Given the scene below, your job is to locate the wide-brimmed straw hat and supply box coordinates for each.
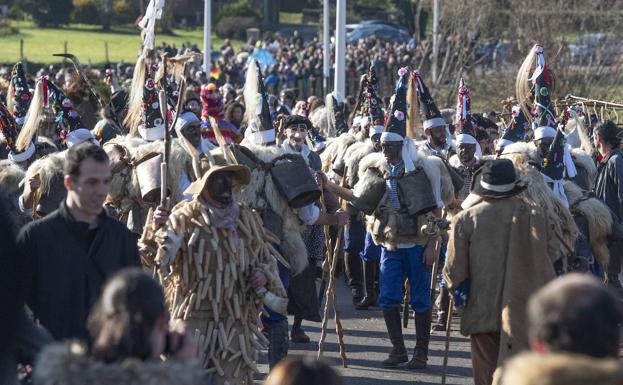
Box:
[183,154,251,197]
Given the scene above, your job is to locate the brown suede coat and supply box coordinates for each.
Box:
[501,352,623,385]
[444,196,557,365]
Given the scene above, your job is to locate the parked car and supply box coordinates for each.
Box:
[346,23,410,44]
[360,20,407,32]
[568,33,623,65]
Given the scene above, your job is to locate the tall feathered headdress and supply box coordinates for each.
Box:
[516,44,556,129]
[7,61,32,126]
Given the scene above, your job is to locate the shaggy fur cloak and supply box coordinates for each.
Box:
[34,342,207,385]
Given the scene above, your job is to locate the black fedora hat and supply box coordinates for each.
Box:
[470,159,526,199]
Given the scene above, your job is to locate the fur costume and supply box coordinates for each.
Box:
[564,180,612,270]
[140,199,287,385]
[236,144,309,275]
[0,159,25,198]
[103,135,191,233]
[33,136,59,161]
[34,342,207,385]
[500,352,623,385]
[319,131,366,175]
[353,149,454,250]
[308,105,327,136]
[570,148,597,189]
[501,142,578,262]
[23,151,67,217]
[343,139,375,187]
[0,159,28,229]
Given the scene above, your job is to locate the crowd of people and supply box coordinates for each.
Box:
[0,15,622,385]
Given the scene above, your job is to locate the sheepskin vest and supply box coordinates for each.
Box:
[353,155,438,250]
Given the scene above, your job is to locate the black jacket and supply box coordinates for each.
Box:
[17,201,140,341]
[593,148,623,222]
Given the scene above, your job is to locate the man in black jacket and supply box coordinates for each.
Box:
[17,143,140,341]
[592,120,623,292]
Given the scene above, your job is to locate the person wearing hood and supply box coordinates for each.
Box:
[175,110,215,155]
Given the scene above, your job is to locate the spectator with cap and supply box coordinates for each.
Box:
[591,120,623,294]
[500,273,623,385]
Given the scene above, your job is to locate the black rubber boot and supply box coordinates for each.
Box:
[266,319,289,369]
[381,307,408,367]
[432,286,450,331]
[356,260,378,310]
[344,252,364,304]
[406,309,432,370]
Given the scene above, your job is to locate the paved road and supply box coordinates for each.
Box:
[256,279,473,385]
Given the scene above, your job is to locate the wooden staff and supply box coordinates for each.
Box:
[402,279,410,328]
[158,55,170,208]
[430,258,439,305]
[317,173,348,367]
[440,296,454,385]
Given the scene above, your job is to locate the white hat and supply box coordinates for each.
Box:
[175,111,200,132]
[68,128,100,148]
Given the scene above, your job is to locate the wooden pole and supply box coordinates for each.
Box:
[317,176,348,368]
[159,55,170,208]
[440,297,454,385]
[19,39,24,61]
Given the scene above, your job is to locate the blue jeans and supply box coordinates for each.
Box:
[379,245,432,313]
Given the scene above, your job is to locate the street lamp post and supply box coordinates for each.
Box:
[323,0,330,94]
[203,0,211,75]
[334,0,346,97]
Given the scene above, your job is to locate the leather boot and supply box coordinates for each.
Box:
[381,307,408,367]
[344,252,364,304]
[291,316,310,343]
[406,309,432,370]
[356,260,378,310]
[432,286,450,331]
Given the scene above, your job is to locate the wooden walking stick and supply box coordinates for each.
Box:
[158,55,170,210]
[430,257,439,304]
[440,296,454,385]
[402,279,410,328]
[317,173,348,367]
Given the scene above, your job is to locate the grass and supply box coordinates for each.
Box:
[279,12,303,25]
[1,20,243,66]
